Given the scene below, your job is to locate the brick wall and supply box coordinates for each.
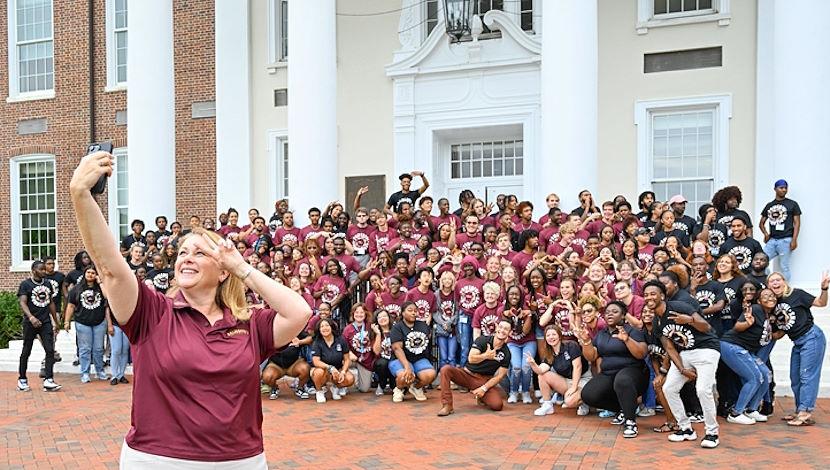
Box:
[173,0,217,223]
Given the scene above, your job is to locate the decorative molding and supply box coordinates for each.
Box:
[482,10,540,55]
[636,0,731,34]
[397,0,421,52]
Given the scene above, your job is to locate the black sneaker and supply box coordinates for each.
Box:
[610,412,625,425]
[760,401,774,416]
[119,377,130,384]
[622,420,638,438]
[668,427,697,442]
[700,434,719,448]
[110,378,118,386]
[72,359,80,366]
[688,413,704,423]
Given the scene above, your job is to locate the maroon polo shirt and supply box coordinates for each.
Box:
[120,279,277,461]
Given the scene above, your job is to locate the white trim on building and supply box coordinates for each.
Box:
[107,147,129,243]
[266,0,288,72]
[636,0,730,34]
[105,0,128,91]
[265,128,289,204]
[6,0,55,102]
[9,154,57,272]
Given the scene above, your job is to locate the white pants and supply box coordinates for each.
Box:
[662,348,721,436]
[120,441,267,469]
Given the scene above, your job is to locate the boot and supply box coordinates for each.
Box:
[437,404,454,417]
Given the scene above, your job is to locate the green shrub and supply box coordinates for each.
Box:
[0,292,22,349]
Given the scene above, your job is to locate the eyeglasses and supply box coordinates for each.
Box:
[614,285,627,292]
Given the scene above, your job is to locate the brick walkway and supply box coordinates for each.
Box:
[1,372,828,469]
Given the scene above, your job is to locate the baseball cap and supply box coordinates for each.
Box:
[774,179,788,188]
[635,227,650,236]
[668,195,687,205]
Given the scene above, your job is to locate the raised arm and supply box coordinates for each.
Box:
[69,152,137,325]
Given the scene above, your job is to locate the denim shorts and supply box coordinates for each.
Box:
[389,358,433,377]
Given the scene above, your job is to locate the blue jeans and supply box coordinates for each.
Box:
[457,315,473,368]
[437,335,458,368]
[76,322,106,376]
[507,342,536,394]
[388,357,433,377]
[791,325,826,412]
[764,237,792,281]
[110,325,130,379]
[719,341,770,414]
[643,359,657,408]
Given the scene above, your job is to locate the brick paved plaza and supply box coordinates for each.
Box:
[1,372,828,469]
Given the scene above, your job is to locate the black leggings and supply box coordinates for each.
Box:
[581,366,649,421]
[374,357,394,389]
[19,321,54,380]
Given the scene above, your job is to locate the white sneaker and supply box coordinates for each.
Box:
[534,401,555,416]
[392,387,405,403]
[637,407,656,417]
[727,412,756,425]
[315,391,326,403]
[42,378,62,392]
[507,392,519,404]
[81,374,91,384]
[409,385,427,401]
[522,391,533,404]
[577,404,590,416]
[338,386,348,396]
[745,410,768,422]
[534,389,542,398]
[331,387,342,400]
[375,385,384,396]
[17,379,30,392]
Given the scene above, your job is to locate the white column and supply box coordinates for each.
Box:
[126,0,175,224]
[215,0,252,213]
[770,0,830,288]
[540,0,598,210]
[288,0,338,226]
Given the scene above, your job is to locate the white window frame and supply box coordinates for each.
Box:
[266,0,288,72]
[9,154,57,271]
[6,0,56,102]
[107,147,129,243]
[266,129,289,203]
[634,94,732,207]
[636,0,730,34]
[105,0,128,90]
[423,0,536,42]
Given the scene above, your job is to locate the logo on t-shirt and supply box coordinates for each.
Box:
[31,284,51,308]
[648,343,666,357]
[673,222,689,233]
[385,303,402,319]
[554,307,573,336]
[350,329,370,354]
[351,232,369,252]
[638,252,654,268]
[760,319,772,346]
[80,289,102,310]
[494,350,506,362]
[459,285,481,310]
[281,233,299,246]
[662,323,696,349]
[322,283,341,303]
[728,246,753,271]
[404,330,429,355]
[708,229,726,252]
[152,272,170,291]
[773,302,796,331]
[766,204,788,226]
[479,313,500,337]
[380,336,392,359]
[47,279,60,298]
[695,290,716,311]
[440,300,454,320]
[414,299,432,321]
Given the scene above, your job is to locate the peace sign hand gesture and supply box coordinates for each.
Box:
[820,271,830,291]
[195,233,247,277]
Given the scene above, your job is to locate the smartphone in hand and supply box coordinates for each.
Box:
[87,141,114,194]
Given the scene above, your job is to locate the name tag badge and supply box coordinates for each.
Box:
[775,224,785,231]
[459,316,469,324]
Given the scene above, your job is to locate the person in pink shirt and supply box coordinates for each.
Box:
[539,207,564,251]
[472,282,503,340]
[312,259,348,324]
[511,229,540,280]
[513,201,543,235]
[538,193,562,227]
[576,294,607,340]
[379,276,408,322]
[72,147,311,468]
[274,211,301,248]
[342,304,376,393]
[387,220,419,255]
[217,208,242,239]
[300,207,323,243]
[369,212,397,258]
[432,220,457,256]
[456,215,484,254]
[405,268,437,323]
[492,232,516,262]
[431,198,462,232]
[613,280,645,328]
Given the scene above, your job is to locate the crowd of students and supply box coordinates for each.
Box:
[15,173,828,450]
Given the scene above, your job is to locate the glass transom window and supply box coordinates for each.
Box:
[451,140,524,179]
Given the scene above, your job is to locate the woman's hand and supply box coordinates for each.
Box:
[69,151,113,195]
[197,234,248,277]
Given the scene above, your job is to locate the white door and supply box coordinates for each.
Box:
[441,139,525,207]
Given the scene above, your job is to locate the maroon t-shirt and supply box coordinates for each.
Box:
[431,213,462,230]
[120,279,277,461]
[217,225,241,238]
[273,226,301,247]
[539,226,561,251]
[313,274,347,305]
[300,224,322,243]
[511,250,537,276]
[405,287,437,322]
[637,243,656,269]
[346,225,375,256]
[472,303,502,336]
[456,232,484,253]
[546,241,585,257]
[342,321,375,370]
[454,276,485,316]
[379,291,407,321]
[324,254,361,280]
[369,227,397,257]
[388,236,418,255]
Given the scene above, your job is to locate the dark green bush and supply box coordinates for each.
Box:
[0,292,22,349]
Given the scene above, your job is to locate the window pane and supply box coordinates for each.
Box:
[654,0,668,14]
[669,0,682,13]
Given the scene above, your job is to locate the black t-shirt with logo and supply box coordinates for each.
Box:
[770,289,816,341]
[650,228,690,248]
[145,268,174,293]
[17,278,54,323]
[719,237,763,273]
[544,340,587,379]
[270,330,309,369]
[761,198,801,239]
[656,300,720,352]
[693,280,726,336]
[311,335,349,368]
[121,233,146,252]
[673,215,698,239]
[44,271,65,308]
[717,208,753,231]
[592,324,646,376]
[67,283,108,326]
[390,320,433,363]
[669,289,701,312]
[641,325,667,363]
[64,269,85,290]
[387,190,421,213]
[717,277,745,331]
[466,335,511,376]
[691,222,729,256]
[721,304,771,354]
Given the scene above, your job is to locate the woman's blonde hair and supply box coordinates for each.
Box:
[170,229,251,321]
[766,272,793,297]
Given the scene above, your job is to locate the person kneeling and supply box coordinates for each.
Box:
[262,330,313,400]
[437,318,511,416]
[389,302,437,402]
[310,318,355,403]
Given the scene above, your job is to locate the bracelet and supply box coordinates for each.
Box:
[327,365,335,374]
[481,385,488,392]
[238,264,254,281]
